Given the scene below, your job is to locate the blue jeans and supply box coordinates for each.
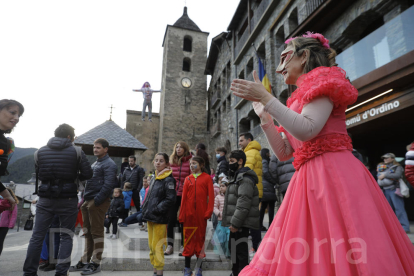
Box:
[125,211,144,225]
[383,188,410,231]
[23,197,78,276]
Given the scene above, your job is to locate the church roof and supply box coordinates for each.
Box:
[173,7,201,32]
[74,120,147,157]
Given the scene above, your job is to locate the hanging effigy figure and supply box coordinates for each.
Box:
[132,82,161,122]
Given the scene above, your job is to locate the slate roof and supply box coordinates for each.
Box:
[74,120,147,150]
[173,7,202,32]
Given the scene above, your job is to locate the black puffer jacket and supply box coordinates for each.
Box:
[222,167,260,229]
[269,155,295,194]
[84,154,117,206]
[262,159,277,202]
[122,165,145,190]
[36,137,93,198]
[108,197,124,217]
[214,155,229,183]
[142,171,176,224]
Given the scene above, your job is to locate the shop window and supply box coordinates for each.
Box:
[183,36,192,52]
[359,17,384,40]
[183,58,191,72]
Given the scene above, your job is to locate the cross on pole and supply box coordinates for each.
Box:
[109,104,115,121]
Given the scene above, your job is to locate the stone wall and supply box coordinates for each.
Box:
[126,110,160,173]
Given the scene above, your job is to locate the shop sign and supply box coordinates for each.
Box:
[346,100,400,126]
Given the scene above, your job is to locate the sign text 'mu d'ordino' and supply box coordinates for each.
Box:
[346,100,400,126]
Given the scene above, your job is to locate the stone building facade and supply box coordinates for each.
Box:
[126,0,414,189]
[205,0,414,173]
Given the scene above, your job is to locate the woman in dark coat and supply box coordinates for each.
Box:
[0,99,24,211]
[259,148,277,231]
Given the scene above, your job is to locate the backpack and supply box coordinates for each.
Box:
[33,146,84,195]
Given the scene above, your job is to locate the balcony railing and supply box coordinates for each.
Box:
[235,0,271,59]
[304,0,325,18]
[211,119,221,137]
[235,28,250,60]
[211,90,221,108]
[336,5,414,81]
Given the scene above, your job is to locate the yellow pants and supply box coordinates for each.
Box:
[147,221,167,270]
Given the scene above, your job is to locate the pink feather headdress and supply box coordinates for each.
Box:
[285,31,330,49]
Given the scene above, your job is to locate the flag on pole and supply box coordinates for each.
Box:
[257,57,272,93]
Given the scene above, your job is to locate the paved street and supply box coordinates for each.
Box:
[0,228,232,276]
[1,221,413,276]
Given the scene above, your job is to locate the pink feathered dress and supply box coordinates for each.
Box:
[240,67,414,276]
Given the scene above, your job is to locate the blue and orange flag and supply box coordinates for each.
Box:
[257,57,272,93]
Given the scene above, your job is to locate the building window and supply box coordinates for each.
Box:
[226,95,231,112]
[257,42,266,62]
[227,62,231,89]
[288,8,298,34]
[239,118,250,133]
[184,36,192,52]
[222,69,227,90]
[183,58,191,72]
[238,19,248,41]
[222,101,226,114]
[246,57,254,80]
[239,69,245,80]
[275,26,285,49]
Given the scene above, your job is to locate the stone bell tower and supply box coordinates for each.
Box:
[158,7,209,153]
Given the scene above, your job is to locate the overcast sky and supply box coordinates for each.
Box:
[1,0,239,149]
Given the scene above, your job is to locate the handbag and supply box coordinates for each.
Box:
[400,179,410,198]
[24,214,34,230]
[104,217,110,228]
[0,199,11,214]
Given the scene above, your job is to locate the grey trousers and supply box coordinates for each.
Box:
[142,98,152,120]
[23,197,78,276]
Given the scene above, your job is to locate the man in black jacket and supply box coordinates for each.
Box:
[71,138,117,275]
[121,155,145,210]
[23,124,93,276]
[214,147,229,183]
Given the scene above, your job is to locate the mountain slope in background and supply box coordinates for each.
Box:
[2,155,35,183]
[9,147,38,165]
